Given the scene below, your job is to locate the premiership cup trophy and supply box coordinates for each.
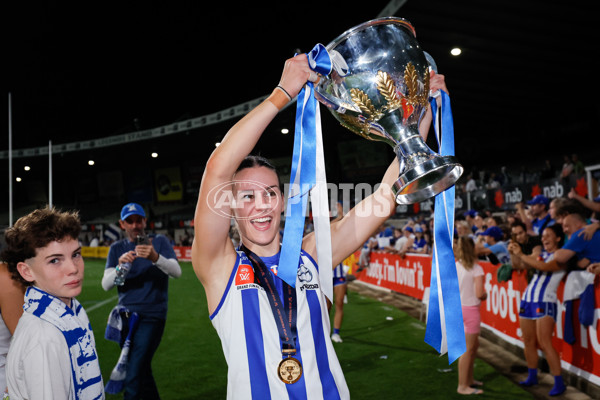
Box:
[315,17,463,204]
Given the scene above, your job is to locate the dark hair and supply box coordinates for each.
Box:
[1,207,81,287]
[235,155,281,190]
[510,220,527,232]
[543,223,565,248]
[235,155,277,174]
[555,199,590,219]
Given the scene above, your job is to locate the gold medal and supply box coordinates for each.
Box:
[278,356,303,384]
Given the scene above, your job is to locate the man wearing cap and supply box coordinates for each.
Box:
[518,195,554,236]
[101,202,182,399]
[475,226,510,265]
[463,209,478,233]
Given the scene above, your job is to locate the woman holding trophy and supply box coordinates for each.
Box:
[192,18,450,399]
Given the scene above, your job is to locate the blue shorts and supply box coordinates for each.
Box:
[519,300,557,321]
[333,276,347,287]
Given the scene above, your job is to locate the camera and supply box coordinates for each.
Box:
[136,235,150,245]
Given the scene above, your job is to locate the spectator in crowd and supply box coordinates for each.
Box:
[0,263,26,397]
[568,189,600,219]
[548,197,568,224]
[89,235,100,247]
[455,236,486,395]
[456,220,475,241]
[517,195,554,236]
[2,207,104,399]
[102,202,182,398]
[465,173,478,192]
[508,224,567,396]
[475,226,510,265]
[395,225,415,257]
[485,172,501,190]
[560,155,574,184]
[473,213,486,236]
[571,153,585,176]
[543,212,600,271]
[509,221,543,272]
[498,166,511,186]
[463,210,478,232]
[409,225,429,254]
[540,159,556,180]
[552,200,595,240]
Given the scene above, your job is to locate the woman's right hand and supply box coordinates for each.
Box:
[277,54,314,99]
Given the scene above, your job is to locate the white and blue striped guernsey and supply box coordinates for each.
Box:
[521,251,565,303]
[211,250,350,400]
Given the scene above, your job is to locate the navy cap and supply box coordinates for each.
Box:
[482,226,504,241]
[527,194,550,207]
[403,226,413,233]
[121,203,146,220]
[463,209,478,218]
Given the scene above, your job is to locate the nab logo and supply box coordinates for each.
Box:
[236,264,254,285]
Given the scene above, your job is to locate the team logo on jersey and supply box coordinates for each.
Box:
[236,263,254,285]
[298,263,319,291]
[297,264,313,282]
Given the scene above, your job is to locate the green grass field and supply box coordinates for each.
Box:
[79,258,533,399]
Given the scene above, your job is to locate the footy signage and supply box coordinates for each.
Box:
[355,251,600,385]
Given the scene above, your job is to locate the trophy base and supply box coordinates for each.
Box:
[392,156,463,205]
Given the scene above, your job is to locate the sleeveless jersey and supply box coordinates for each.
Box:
[521,250,565,303]
[333,263,345,280]
[211,250,349,400]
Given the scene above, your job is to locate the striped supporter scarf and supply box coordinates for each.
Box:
[23,286,104,399]
[104,305,139,394]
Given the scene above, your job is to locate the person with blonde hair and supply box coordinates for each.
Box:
[455,236,487,395]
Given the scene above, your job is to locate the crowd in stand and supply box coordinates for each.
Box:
[354,173,600,396]
[458,153,589,193]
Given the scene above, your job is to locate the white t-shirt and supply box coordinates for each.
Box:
[456,261,484,307]
[7,312,81,399]
[394,236,408,252]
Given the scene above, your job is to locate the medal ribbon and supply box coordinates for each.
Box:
[279,44,334,302]
[241,245,298,353]
[423,90,466,364]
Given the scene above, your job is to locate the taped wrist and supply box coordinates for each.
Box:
[268,86,292,110]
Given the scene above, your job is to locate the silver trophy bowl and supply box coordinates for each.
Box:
[315,17,463,204]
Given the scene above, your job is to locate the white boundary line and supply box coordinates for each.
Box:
[85,295,118,313]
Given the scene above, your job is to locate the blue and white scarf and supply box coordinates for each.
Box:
[104,305,139,394]
[23,287,104,399]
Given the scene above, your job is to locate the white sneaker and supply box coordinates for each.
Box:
[331,333,343,343]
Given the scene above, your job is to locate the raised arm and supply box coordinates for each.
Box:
[192,54,312,311]
[324,159,399,267]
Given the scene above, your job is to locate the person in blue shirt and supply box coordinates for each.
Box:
[101,202,182,399]
[475,226,510,265]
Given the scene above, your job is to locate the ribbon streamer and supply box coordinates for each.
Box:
[279,44,334,302]
[424,90,466,364]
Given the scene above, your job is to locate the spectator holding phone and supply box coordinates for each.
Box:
[101,202,182,399]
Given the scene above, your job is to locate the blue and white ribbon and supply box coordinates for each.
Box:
[279,44,334,301]
[423,90,466,364]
